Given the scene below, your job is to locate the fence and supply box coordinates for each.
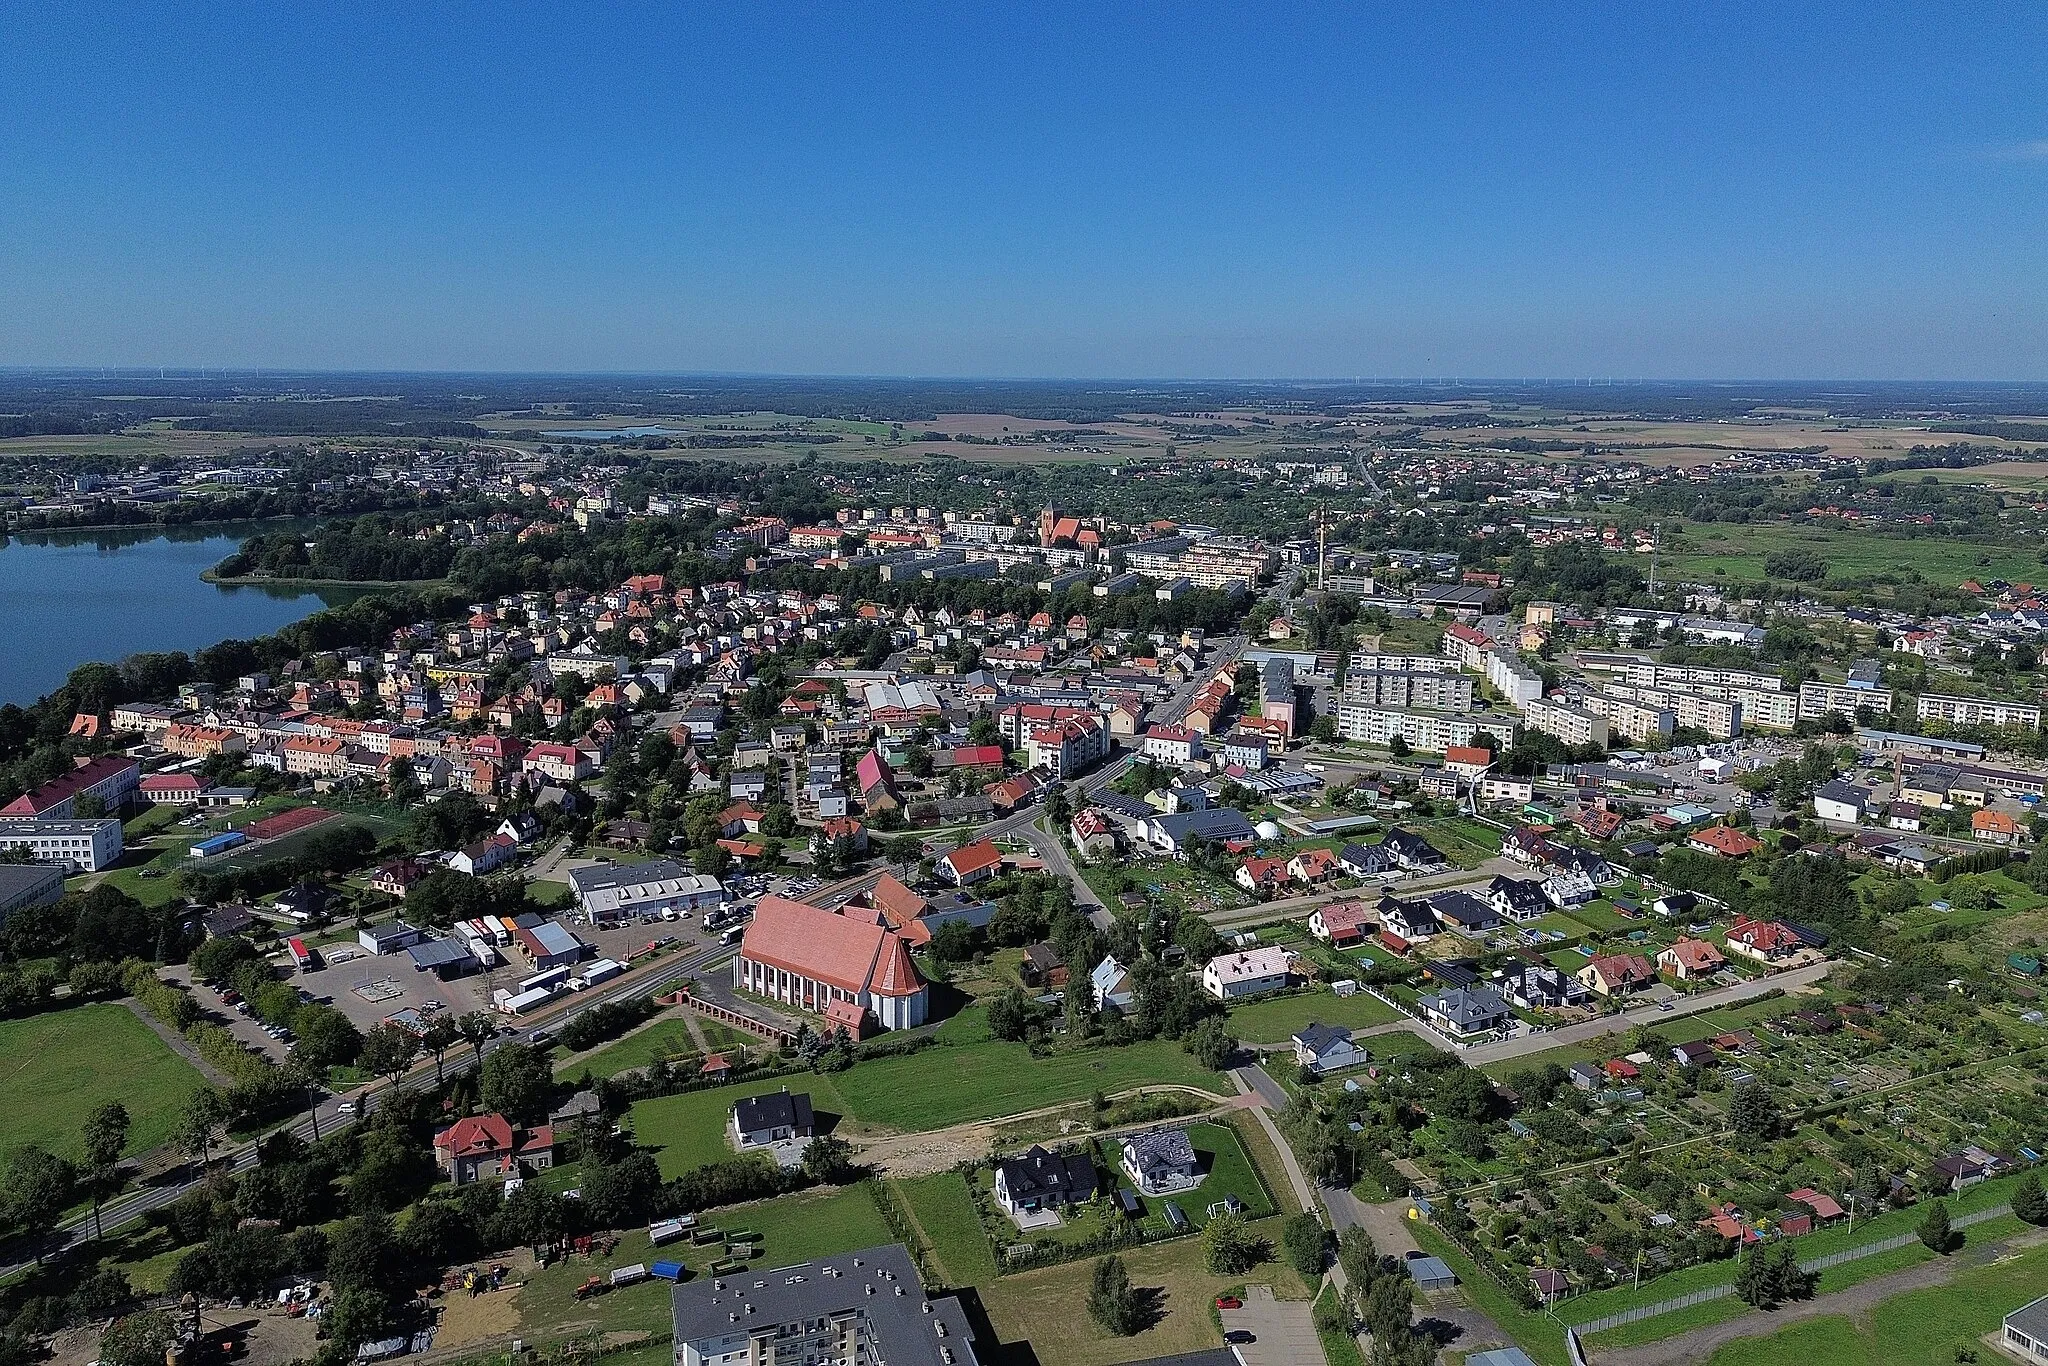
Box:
[1568,1203,2013,1336]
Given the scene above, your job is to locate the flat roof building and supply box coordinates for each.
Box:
[670,1242,978,1366]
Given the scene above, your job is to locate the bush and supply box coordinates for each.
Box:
[1281,1212,1329,1279]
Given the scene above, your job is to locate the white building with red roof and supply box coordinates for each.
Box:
[433,1112,554,1185]
[735,894,930,1031]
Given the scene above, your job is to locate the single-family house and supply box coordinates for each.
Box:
[1382,828,1447,871]
[1201,947,1297,1000]
[1688,825,1763,859]
[1658,938,1726,979]
[1119,1129,1202,1196]
[1092,955,1136,1010]
[1576,952,1657,997]
[1292,1022,1368,1074]
[1308,899,1375,947]
[1417,984,1510,1037]
[730,1090,815,1149]
[1337,842,1397,879]
[936,839,1004,887]
[1487,876,1549,923]
[994,1145,1099,1215]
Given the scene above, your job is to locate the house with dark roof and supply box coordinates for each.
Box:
[1119,1129,1202,1196]
[1382,828,1447,870]
[1292,1022,1368,1074]
[1417,984,1510,1036]
[730,1090,815,1149]
[1338,841,1397,879]
[1430,890,1501,937]
[994,1145,1099,1215]
[1487,876,1549,923]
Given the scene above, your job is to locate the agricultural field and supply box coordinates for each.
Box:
[0,1004,209,1159]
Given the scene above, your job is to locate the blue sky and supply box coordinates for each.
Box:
[1,2,2043,379]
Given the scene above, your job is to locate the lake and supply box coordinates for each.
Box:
[545,425,688,440]
[0,522,370,707]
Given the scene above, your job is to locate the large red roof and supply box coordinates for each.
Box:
[740,895,927,999]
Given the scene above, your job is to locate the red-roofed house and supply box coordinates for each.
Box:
[937,839,1003,887]
[1788,1188,1845,1221]
[1308,900,1375,947]
[1687,825,1763,858]
[1444,745,1492,779]
[1657,937,1727,979]
[1725,917,1804,962]
[434,1113,555,1185]
[1235,856,1292,894]
[735,894,929,1030]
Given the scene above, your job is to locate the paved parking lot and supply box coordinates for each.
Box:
[1217,1284,1318,1366]
[290,910,719,1034]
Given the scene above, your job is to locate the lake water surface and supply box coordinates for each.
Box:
[0,523,367,707]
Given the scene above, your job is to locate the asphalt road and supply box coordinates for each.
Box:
[0,937,730,1279]
[1458,960,1833,1065]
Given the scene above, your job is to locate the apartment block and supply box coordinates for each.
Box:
[1342,668,1475,712]
[1917,693,2043,730]
[1334,702,1516,752]
[1523,696,1611,749]
[1583,690,1677,744]
[1799,679,1895,722]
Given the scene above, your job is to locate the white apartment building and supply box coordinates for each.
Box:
[1917,693,2043,729]
[1335,702,1517,752]
[1799,679,1895,721]
[1523,696,1610,749]
[1343,669,1475,712]
[1583,690,1677,744]
[0,818,124,872]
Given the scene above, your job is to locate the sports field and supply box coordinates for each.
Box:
[0,1004,209,1159]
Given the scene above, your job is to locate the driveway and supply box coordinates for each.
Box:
[1218,1285,1319,1366]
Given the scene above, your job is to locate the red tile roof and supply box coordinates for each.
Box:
[940,840,1003,880]
[739,895,927,999]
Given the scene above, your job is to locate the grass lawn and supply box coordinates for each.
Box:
[1663,522,2041,591]
[829,1035,1229,1132]
[1412,817,1502,868]
[1226,988,1402,1043]
[1702,1238,2048,1366]
[1315,1283,1365,1366]
[558,1013,700,1080]
[630,1073,852,1178]
[497,1184,894,1351]
[978,1229,1312,1366]
[896,1173,998,1286]
[0,1004,208,1159]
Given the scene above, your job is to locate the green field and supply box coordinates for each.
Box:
[1703,1239,2048,1366]
[630,1073,852,1178]
[1663,521,2040,589]
[896,1172,998,1285]
[828,1033,1229,1132]
[558,1014,700,1080]
[1225,989,1402,1044]
[0,1004,209,1159]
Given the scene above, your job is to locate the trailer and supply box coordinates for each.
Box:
[647,1217,695,1247]
[575,957,624,989]
[609,1263,650,1288]
[650,1261,685,1281]
[286,937,320,972]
